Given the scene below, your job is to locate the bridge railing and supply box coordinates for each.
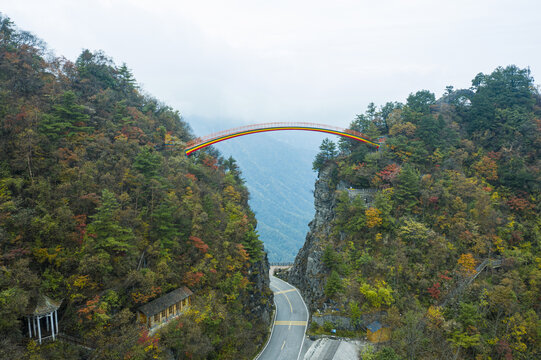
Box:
[185,122,373,148]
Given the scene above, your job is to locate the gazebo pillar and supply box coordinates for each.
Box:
[50,312,55,340]
[55,309,59,335]
[27,317,32,338]
[37,315,42,344]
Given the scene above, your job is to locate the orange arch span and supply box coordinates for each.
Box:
[183,122,379,156]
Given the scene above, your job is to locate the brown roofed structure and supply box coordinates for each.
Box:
[25,293,62,344]
[138,286,193,317]
[27,294,62,316]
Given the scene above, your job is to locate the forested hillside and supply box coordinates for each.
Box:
[0,15,270,359]
[291,66,540,359]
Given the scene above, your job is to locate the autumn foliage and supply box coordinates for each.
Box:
[457,253,477,277]
[313,65,540,359]
[189,236,209,254]
[183,271,204,287]
[0,15,269,360]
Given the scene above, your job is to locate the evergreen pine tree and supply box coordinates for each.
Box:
[394,164,420,212]
[86,189,134,254]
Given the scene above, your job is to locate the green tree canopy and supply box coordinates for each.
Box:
[86,189,134,254]
[313,138,337,171]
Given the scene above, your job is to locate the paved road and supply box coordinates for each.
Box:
[257,275,309,360]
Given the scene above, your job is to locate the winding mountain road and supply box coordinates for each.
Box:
[256,275,309,360]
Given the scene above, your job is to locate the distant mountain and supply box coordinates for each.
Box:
[188,116,329,262]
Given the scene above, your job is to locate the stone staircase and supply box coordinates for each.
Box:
[440,258,502,307]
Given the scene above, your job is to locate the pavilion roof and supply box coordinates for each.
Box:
[138,286,193,317]
[27,294,62,316]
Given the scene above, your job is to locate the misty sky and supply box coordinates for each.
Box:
[3,0,541,130]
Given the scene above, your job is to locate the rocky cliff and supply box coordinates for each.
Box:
[248,254,273,325]
[287,164,337,311]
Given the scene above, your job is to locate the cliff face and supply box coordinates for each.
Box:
[248,254,272,325]
[287,164,337,311]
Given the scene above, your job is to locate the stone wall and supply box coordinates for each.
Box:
[337,181,377,207]
[311,311,387,331]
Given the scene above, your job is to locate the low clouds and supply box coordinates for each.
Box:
[4,0,540,128]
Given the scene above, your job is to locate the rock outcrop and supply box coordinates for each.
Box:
[287,163,378,313]
[248,253,273,325]
[287,164,337,311]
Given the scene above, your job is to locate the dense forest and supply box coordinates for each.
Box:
[307,65,540,359]
[2,11,540,360]
[0,15,271,359]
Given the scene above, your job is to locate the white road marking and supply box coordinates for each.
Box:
[272,277,309,360]
[256,276,309,360]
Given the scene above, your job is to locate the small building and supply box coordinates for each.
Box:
[136,286,193,330]
[26,293,62,344]
[367,321,391,343]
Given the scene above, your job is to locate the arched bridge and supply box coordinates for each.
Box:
[183,122,380,156]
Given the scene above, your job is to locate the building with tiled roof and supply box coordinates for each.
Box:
[136,286,193,330]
